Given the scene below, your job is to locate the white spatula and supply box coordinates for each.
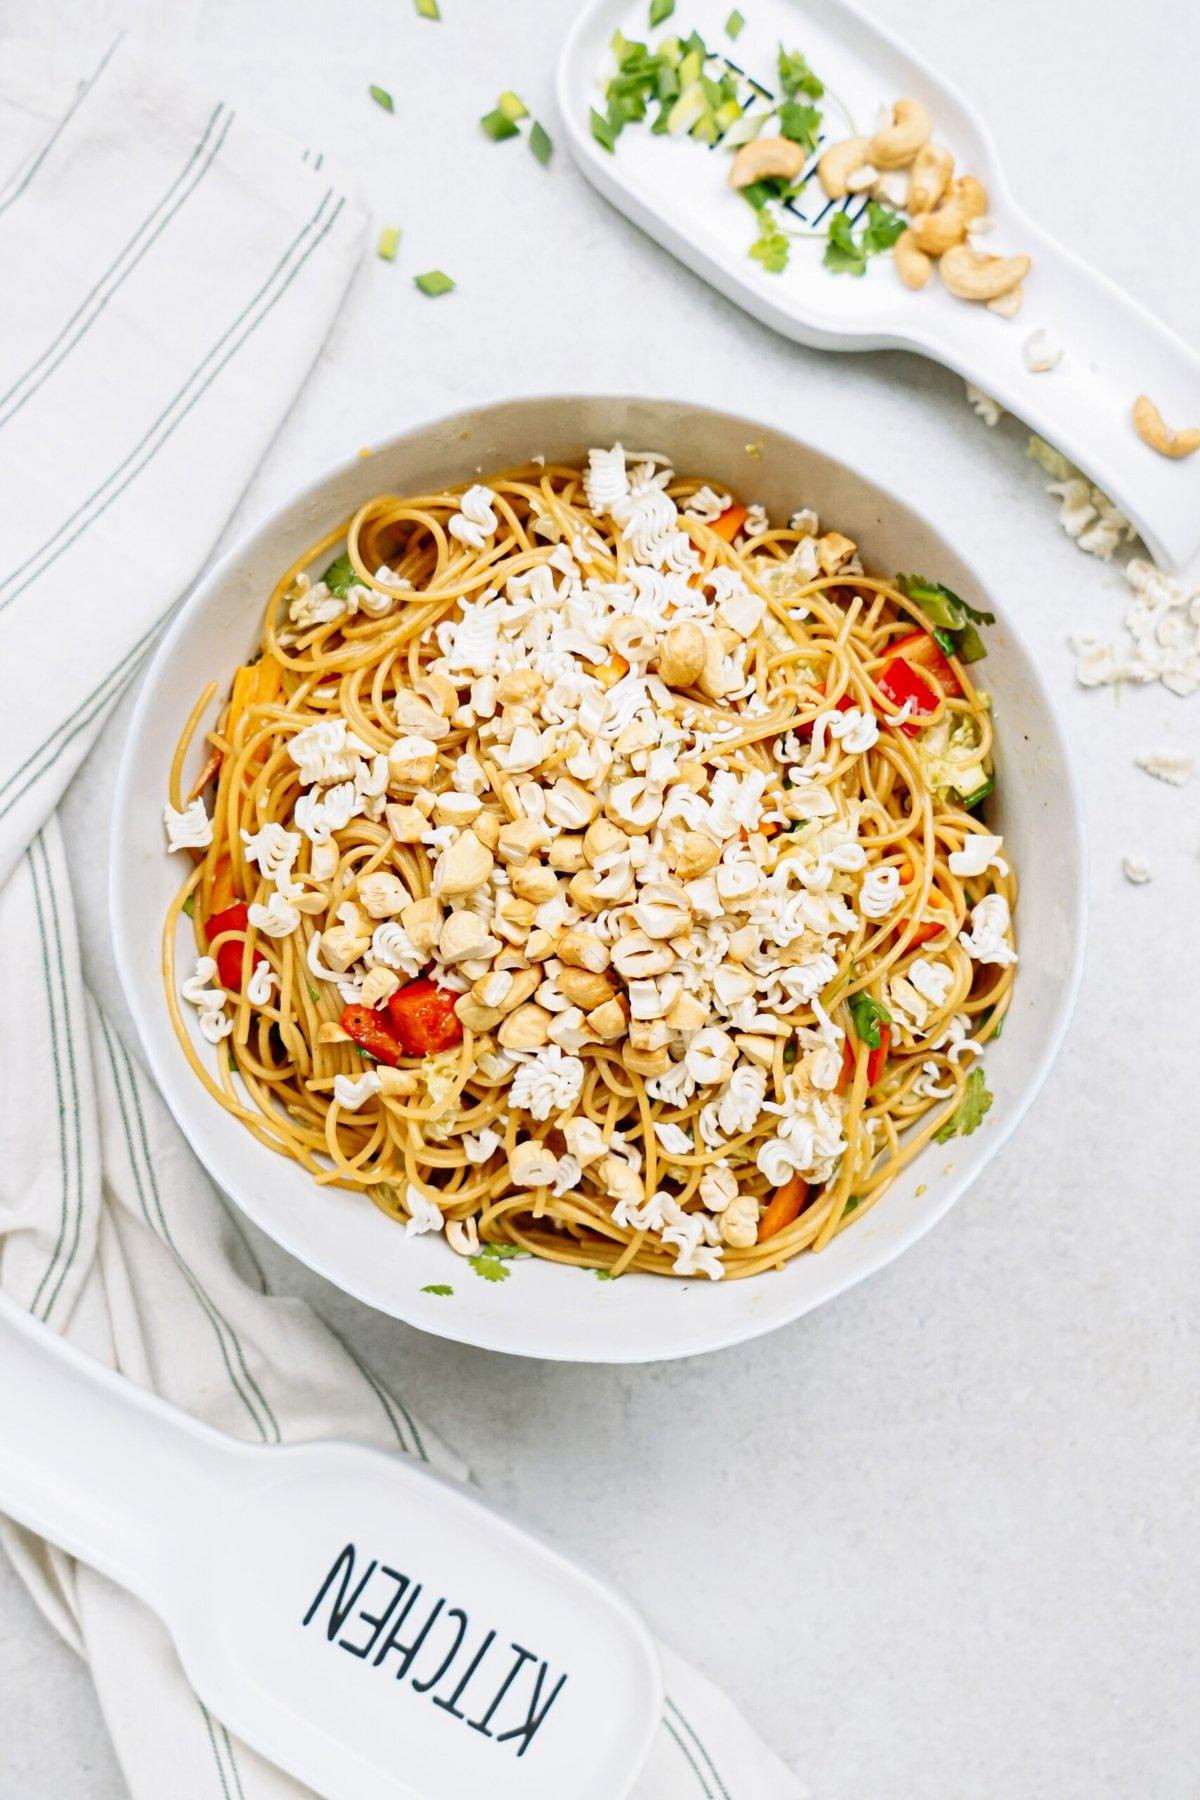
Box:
[558,0,1200,570]
[0,1294,660,1800]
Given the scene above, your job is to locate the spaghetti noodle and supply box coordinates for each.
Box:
[162,446,1016,1281]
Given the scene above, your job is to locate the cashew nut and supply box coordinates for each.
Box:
[986,284,1024,318]
[869,97,932,169]
[728,135,808,190]
[1132,395,1200,460]
[432,828,494,898]
[952,175,988,222]
[907,142,953,214]
[910,196,969,256]
[938,245,1030,303]
[816,136,871,199]
[893,229,932,291]
[719,1193,760,1249]
[655,619,707,689]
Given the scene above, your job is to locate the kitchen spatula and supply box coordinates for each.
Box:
[0,1294,661,1800]
[559,0,1200,569]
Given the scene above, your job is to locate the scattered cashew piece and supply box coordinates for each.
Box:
[938,245,1030,303]
[1132,395,1200,460]
[729,135,808,190]
[869,98,932,170]
[816,135,872,199]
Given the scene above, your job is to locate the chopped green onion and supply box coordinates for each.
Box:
[667,78,708,135]
[181,892,195,918]
[414,0,440,16]
[725,9,745,37]
[955,622,988,663]
[960,776,994,810]
[595,1267,621,1280]
[678,47,704,86]
[528,120,553,166]
[414,269,454,296]
[649,0,675,23]
[422,1283,453,1295]
[376,225,401,262]
[307,985,320,1003]
[589,106,619,151]
[369,85,395,112]
[498,90,528,121]
[480,107,520,141]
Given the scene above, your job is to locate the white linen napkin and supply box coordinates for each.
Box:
[0,37,804,1800]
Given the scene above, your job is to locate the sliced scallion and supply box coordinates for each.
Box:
[480,107,520,141]
[528,120,553,166]
[666,78,708,135]
[649,0,675,24]
[589,106,619,151]
[725,8,745,37]
[498,90,528,122]
[369,85,395,113]
[377,226,401,262]
[414,269,454,296]
[414,0,440,16]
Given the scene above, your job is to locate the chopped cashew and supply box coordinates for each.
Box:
[509,1140,560,1187]
[1132,395,1200,460]
[719,1193,760,1249]
[907,141,953,213]
[433,828,494,897]
[357,871,408,919]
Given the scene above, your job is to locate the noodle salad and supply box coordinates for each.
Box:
[162,446,1016,1283]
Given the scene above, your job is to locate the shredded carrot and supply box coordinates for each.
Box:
[708,504,747,543]
[757,1173,809,1243]
[209,852,237,915]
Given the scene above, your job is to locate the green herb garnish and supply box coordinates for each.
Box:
[467,1242,527,1283]
[777,45,824,98]
[896,573,994,632]
[414,0,440,16]
[778,100,821,149]
[377,226,401,263]
[860,200,906,255]
[498,90,528,121]
[725,9,745,38]
[307,985,320,1003]
[321,552,356,596]
[480,107,520,141]
[849,990,892,1049]
[823,210,866,276]
[181,892,196,918]
[649,0,675,24]
[528,120,553,165]
[596,1267,621,1280]
[414,269,455,296]
[369,85,395,113]
[749,215,789,273]
[961,776,994,811]
[422,1283,453,1296]
[934,1068,993,1143]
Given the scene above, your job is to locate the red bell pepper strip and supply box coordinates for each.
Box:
[877,629,962,735]
[385,978,464,1056]
[838,1025,891,1094]
[206,901,264,994]
[340,1003,405,1067]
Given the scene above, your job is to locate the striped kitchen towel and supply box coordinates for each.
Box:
[0,36,804,1800]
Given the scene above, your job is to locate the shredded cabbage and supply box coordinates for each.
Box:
[916,714,988,804]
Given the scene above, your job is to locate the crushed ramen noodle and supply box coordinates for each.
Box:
[163,446,1016,1282]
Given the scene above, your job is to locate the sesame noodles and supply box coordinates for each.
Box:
[163,446,1016,1282]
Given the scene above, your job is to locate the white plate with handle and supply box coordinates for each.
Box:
[558,0,1200,570]
[0,1293,661,1799]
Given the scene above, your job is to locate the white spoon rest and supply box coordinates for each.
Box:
[559,0,1200,569]
[0,1295,660,1799]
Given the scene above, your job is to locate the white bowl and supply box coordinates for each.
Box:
[112,396,1086,1363]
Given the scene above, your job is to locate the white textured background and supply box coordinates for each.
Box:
[2,1,1198,1796]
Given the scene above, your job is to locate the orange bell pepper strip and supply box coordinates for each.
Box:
[757,1173,810,1243]
[708,504,747,543]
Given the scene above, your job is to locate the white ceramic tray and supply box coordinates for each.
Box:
[559,0,1200,570]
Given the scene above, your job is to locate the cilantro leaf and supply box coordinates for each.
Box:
[860,200,905,255]
[777,45,824,98]
[934,1068,993,1142]
[422,1283,453,1296]
[749,216,789,273]
[739,174,793,211]
[823,211,865,276]
[849,990,892,1049]
[778,100,821,149]
[321,552,357,597]
[467,1241,527,1283]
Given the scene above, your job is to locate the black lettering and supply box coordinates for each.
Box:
[301,1544,378,1643]
[433,1628,496,1721]
[468,1642,536,1737]
[495,1657,568,1757]
[410,1606,468,1694]
[372,1587,441,1679]
[338,1566,411,1660]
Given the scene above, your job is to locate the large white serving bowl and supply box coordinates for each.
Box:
[112,396,1085,1363]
